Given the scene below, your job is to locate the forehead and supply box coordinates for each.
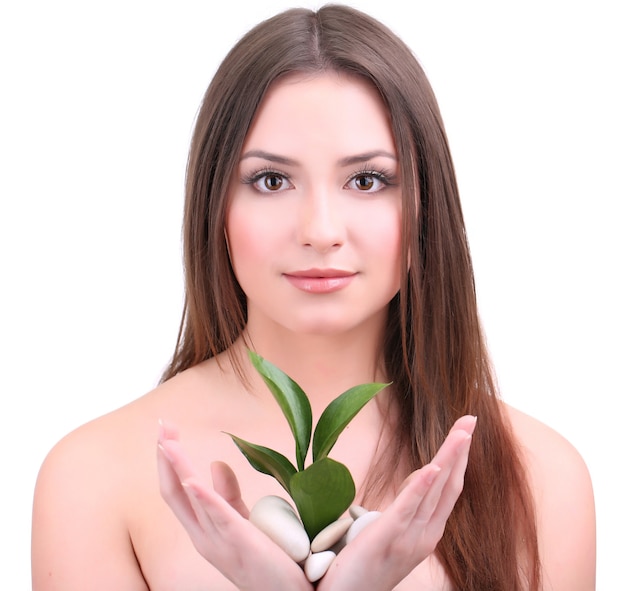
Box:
[242,72,396,156]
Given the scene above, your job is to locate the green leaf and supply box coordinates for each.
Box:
[312,382,390,462]
[226,433,297,494]
[290,457,356,540]
[248,350,312,471]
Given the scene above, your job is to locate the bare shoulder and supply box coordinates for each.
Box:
[502,403,596,590]
[503,403,593,493]
[31,361,222,591]
[34,356,234,490]
[32,402,150,589]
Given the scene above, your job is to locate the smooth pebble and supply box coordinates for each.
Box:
[304,550,336,582]
[310,516,353,552]
[349,504,368,519]
[249,495,311,562]
[345,510,382,543]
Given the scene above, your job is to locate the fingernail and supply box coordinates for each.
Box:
[157,442,173,462]
[426,464,442,485]
[182,480,200,499]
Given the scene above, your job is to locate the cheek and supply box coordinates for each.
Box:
[367,209,403,293]
[225,204,280,275]
[226,209,255,274]
[356,204,403,265]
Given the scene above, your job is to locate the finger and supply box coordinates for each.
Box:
[159,437,200,484]
[449,414,478,436]
[396,429,471,522]
[395,415,475,496]
[394,463,442,509]
[423,416,476,520]
[182,478,224,531]
[429,432,473,525]
[184,476,247,532]
[427,415,476,471]
[429,425,473,469]
[157,444,204,539]
[393,417,475,521]
[176,477,250,562]
[211,461,250,519]
[412,430,472,524]
[158,418,180,442]
[181,479,315,591]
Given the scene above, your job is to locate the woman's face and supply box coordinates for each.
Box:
[226,72,403,338]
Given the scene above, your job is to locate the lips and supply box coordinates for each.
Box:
[283,268,356,293]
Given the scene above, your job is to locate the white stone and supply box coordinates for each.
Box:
[348,504,368,519]
[345,510,382,544]
[310,516,353,552]
[304,551,336,582]
[329,535,347,555]
[249,495,311,562]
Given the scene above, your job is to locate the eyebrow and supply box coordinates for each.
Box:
[239,149,397,166]
[240,150,297,166]
[338,150,397,166]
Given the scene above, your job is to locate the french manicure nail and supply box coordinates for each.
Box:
[426,464,442,485]
[157,442,173,462]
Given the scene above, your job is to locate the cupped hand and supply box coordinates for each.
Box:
[157,421,313,591]
[316,414,477,591]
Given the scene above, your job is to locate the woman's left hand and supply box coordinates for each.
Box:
[316,415,477,590]
[157,421,313,591]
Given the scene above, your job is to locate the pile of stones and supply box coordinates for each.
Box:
[249,495,381,582]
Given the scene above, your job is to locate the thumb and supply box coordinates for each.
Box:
[211,461,250,519]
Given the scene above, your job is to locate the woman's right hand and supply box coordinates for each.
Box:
[317,415,477,591]
[157,421,314,591]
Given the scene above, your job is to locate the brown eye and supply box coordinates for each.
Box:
[245,171,292,193]
[263,174,284,191]
[354,174,375,191]
[345,168,397,193]
[347,171,390,192]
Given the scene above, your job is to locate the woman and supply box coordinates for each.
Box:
[32,5,595,590]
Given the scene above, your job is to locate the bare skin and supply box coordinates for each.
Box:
[32,73,595,589]
[32,344,595,591]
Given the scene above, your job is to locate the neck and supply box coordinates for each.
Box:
[234,318,388,412]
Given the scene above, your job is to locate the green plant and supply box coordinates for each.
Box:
[227,350,390,540]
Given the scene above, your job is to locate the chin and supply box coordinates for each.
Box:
[285,311,383,338]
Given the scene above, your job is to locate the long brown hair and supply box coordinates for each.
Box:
[162,5,541,589]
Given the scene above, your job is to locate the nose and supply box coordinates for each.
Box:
[296,187,346,253]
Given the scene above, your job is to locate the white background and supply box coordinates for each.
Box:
[1,0,623,588]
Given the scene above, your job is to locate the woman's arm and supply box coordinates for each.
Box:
[507,405,596,590]
[32,427,149,591]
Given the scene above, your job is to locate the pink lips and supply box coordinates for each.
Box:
[283,268,356,294]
